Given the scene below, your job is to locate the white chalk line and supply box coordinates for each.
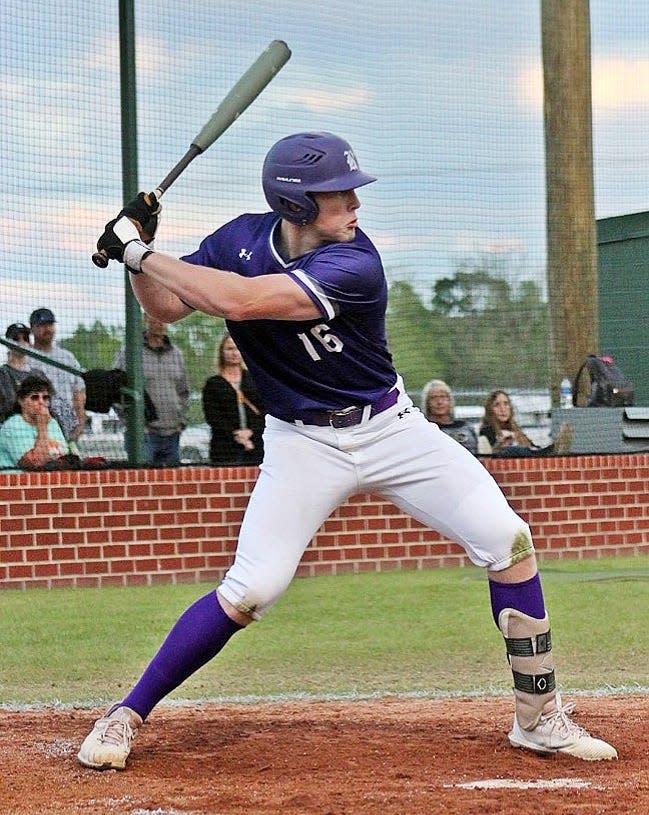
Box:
[1,684,648,712]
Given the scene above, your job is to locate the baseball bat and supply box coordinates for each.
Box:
[92,39,291,268]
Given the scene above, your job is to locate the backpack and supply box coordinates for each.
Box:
[81,369,128,413]
[573,354,634,407]
[81,368,158,421]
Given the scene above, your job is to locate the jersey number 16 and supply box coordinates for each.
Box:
[297,323,344,361]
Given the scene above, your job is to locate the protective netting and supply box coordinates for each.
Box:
[2,1,648,460]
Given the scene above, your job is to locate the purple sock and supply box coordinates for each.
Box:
[122,591,242,720]
[488,573,546,626]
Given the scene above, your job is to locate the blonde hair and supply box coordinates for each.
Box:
[212,331,247,376]
[421,379,454,420]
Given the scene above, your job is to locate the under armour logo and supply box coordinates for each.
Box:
[344,150,359,172]
[239,248,252,261]
[398,408,411,419]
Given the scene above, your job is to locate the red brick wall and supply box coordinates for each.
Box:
[2,454,649,589]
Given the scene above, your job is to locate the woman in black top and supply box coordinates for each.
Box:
[201,332,264,465]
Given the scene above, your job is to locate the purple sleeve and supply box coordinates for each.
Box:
[286,237,385,320]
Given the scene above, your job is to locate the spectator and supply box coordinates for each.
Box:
[0,322,72,436]
[202,332,264,465]
[0,374,71,471]
[113,313,190,466]
[0,323,34,423]
[29,308,86,441]
[478,389,572,457]
[421,379,478,455]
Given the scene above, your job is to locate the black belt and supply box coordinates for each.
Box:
[293,388,399,429]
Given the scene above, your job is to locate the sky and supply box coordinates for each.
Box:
[2,1,649,337]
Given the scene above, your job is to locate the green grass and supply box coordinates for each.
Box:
[2,555,649,706]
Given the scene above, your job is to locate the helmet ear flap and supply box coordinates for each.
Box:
[276,194,319,226]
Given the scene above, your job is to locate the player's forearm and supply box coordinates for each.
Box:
[137,253,251,319]
[137,252,319,322]
[129,268,195,324]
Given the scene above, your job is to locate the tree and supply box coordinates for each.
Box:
[61,321,123,369]
[167,312,226,424]
[167,310,226,395]
[432,267,511,316]
[429,263,549,388]
[385,280,445,391]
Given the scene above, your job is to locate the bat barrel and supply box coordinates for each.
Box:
[191,40,291,151]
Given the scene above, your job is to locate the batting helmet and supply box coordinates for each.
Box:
[262,132,377,225]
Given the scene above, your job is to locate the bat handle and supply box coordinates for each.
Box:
[92,249,109,268]
[145,187,165,206]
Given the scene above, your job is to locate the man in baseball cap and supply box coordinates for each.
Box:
[29,307,56,326]
[28,307,86,441]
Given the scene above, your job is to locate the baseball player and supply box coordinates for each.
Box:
[78,132,616,770]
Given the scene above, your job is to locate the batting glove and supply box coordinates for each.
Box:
[119,191,162,243]
[96,216,154,274]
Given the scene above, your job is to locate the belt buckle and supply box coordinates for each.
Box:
[329,405,362,428]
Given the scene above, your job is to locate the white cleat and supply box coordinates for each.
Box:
[508,695,617,761]
[77,706,143,770]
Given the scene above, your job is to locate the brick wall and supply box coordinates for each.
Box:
[2,454,649,589]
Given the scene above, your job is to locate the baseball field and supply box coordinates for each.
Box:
[2,557,648,814]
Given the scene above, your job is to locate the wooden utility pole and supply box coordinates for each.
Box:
[542,0,598,404]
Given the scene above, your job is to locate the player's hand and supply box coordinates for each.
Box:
[119,192,162,243]
[96,215,153,273]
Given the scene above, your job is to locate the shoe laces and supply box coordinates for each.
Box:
[95,717,133,747]
[541,699,589,740]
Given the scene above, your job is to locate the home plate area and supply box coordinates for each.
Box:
[448,777,603,790]
[1,695,647,815]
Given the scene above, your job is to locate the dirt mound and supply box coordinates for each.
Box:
[1,696,643,814]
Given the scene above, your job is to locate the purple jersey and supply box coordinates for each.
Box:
[182,212,397,421]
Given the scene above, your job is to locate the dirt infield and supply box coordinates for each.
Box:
[1,695,647,815]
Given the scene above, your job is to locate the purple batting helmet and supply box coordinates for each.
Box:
[262,132,377,225]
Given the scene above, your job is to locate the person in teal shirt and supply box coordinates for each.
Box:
[0,374,69,471]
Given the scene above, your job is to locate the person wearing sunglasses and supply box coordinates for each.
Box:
[0,374,70,471]
[0,322,34,423]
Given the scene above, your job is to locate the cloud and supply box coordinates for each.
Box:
[435,233,528,260]
[592,58,649,108]
[517,56,649,111]
[0,77,24,101]
[0,274,125,335]
[481,239,527,254]
[288,84,373,113]
[371,230,400,251]
[72,35,180,83]
[1,204,111,255]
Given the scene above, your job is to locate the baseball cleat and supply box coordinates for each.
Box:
[77,705,143,770]
[508,695,617,761]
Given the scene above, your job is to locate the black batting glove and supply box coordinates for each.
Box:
[96,215,153,273]
[119,191,162,243]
